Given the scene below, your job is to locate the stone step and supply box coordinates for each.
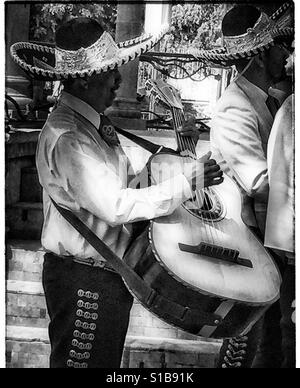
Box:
[6,326,221,368]
[6,203,43,240]
[5,241,218,341]
[123,336,221,368]
[6,279,195,339]
[6,277,208,342]
[6,280,49,328]
[20,166,43,203]
[6,329,50,369]
[6,240,45,282]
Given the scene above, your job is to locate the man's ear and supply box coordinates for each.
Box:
[73,77,89,90]
[254,52,267,69]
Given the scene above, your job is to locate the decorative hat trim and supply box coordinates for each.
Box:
[10,24,169,80]
[191,1,294,67]
[55,31,120,73]
[223,12,275,55]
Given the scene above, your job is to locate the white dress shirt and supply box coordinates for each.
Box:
[36,92,191,260]
[210,76,273,232]
[265,94,294,255]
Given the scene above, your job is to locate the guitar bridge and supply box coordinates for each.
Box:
[178,242,253,268]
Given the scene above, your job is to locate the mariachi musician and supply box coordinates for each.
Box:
[194,3,294,368]
[10,17,223,368]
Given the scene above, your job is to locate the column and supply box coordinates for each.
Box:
[106,2,146,130]
[5,3,32,115]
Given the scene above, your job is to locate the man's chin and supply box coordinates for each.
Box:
[105,97,116,110]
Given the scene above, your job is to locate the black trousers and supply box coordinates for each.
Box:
[42,253,133,368]
[279,265,296,368]
[253,265,295,368]
[251,301,283,368]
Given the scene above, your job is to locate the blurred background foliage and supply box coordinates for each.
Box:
[167,3,228,50]
[29,2,117,42]
[29,2,283,48]
[29,2,227,49]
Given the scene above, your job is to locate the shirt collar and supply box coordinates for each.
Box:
[59,91,101,129]
[238,76,269,102]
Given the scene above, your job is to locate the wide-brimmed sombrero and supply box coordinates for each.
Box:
[10,22,169,81]
[191,1,294,67]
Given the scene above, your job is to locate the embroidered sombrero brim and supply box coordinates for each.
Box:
[191,2,294,68]
[192,27,294,68]
[10,24,169,81]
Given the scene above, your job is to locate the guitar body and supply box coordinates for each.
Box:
[124,152,281,338]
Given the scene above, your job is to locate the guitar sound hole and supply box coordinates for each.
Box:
[183,189,224,221]
[199,192,213,211]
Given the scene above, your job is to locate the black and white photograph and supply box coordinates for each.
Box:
[4,0,296,370]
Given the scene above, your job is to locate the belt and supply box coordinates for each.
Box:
[45,252,117,273]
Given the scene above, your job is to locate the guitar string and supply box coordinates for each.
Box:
[155,82,200,209]
[181,114,219,246]
[173,108,212,246]
[172,108,200,208]
[157,82,206,216]
[186,127,222,244]
[185,135,208,215]
[191,123,219,235]
[176,108,219,245]
[152,81,217,245]
[152,80,238,260]
[173,108,213,244]
[177,110,218,243]
[174,109,202,208]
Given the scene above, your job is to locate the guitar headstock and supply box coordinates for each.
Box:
[145,79,183,111]
[145,79,196,155]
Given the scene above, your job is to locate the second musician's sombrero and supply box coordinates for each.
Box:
[191,1,294,67]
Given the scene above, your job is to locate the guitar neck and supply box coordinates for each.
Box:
[171,107,197,157]
[145,79,197,157]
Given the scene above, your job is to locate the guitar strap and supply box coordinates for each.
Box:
[101,115,176,155]
[51,198,222,330]
[115,125,160,154]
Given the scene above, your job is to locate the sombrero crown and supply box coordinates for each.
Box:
[10,17,169,80]
[192,1,294,67]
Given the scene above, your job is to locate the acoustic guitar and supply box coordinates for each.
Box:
[123,79,281,339]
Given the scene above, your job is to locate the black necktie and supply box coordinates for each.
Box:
[266,95,280,118]
[98,115,120,147]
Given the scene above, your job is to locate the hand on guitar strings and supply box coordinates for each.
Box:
[202,152,224,188]
[183,151,223,191]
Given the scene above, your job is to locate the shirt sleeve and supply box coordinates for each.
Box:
[50,132,192,227]
[265,96,294,253]
[211,94,269,201]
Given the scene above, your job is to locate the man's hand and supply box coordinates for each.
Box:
[201,151,224,188]
[183,151,223,191]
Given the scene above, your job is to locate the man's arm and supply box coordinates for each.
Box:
[46,133,199,227]
[211,94,269,202]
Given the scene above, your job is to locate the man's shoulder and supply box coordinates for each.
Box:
[272,94,294,136]
[280,94,294,116]
[47,104,77,129]
[217,80,250,110]
[40,105,79,144]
